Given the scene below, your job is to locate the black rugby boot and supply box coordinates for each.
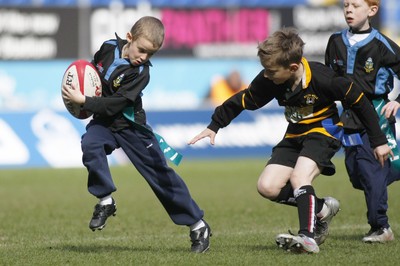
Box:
[190,220,212,253]
[89,198,117,231]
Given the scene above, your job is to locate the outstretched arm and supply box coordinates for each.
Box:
[188,128,217,145]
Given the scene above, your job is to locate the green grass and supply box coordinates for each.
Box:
[1,157,400,265]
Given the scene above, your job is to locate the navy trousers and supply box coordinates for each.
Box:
[81,121,204,226]
[344,132,390,230]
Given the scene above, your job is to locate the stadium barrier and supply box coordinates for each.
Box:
[0,109,286,168]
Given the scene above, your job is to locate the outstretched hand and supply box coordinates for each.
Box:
[188,128,217,145]
[374,144,393,167]
[62,84,86,105]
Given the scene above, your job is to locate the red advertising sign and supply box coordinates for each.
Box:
[162,9,271,48]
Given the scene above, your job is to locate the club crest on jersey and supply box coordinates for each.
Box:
[364,57,374,73]
[113,74,125,88]
[304,94,318,105]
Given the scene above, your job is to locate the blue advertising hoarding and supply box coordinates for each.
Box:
[0,108,287,168]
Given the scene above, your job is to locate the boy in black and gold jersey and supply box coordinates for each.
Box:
[189,28,391,253]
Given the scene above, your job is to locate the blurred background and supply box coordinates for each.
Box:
[0,0,399,168]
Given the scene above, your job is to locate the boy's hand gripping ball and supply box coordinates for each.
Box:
[61,59,102,119]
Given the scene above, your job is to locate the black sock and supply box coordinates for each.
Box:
[273,182,296,206]
[294,185,316,238]
[316,197,325,214]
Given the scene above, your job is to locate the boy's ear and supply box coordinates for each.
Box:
[369,5,378,17]
[289,63,299,72]
[126,32,133,43]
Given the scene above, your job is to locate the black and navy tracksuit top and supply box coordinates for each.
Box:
[83,34,151,131]
[325,28,400,131]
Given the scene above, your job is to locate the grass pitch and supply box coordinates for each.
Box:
[1,157,400,265]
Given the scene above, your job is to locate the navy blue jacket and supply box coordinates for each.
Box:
[325,28,400,101]
[83,34,151,131]
[325,28,400,131]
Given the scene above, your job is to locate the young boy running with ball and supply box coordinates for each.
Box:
[62,16,211,253]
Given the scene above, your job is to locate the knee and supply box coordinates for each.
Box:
[82,136,114,155]
[349,175,363,190]
[81,138,98,155]
[257,179,280,200]
[351,183,363,190]
[81,138,90,153]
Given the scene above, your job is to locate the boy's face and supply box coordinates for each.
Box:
[262,63,295,85]
[125,33,159,66]
[343,0,378,31]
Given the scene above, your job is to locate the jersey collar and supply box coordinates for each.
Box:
[301,57,311,89]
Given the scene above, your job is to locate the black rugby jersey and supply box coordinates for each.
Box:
[207,58,387,148]
[83,34,151,131]
[325,28,400,131]
[325,28,400,101]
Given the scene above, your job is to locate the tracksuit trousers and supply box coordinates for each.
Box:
[344,132,390,230]
[81,121,204,226]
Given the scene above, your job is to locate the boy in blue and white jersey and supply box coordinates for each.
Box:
[325,0,400,243]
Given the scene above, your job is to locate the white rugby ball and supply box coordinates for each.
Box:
[61,59,102,119]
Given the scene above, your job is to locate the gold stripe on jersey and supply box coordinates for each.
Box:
[351,92,364,105]
[285,127,338,139]
[344,82,352,97]
[242,88,260,109]
[301,57,312,89]
[298,105,334,124]
[344,82,364,106]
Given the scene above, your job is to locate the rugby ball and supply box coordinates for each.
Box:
[61,59,102,119]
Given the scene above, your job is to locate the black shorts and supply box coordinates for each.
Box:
[267,133,342,176]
